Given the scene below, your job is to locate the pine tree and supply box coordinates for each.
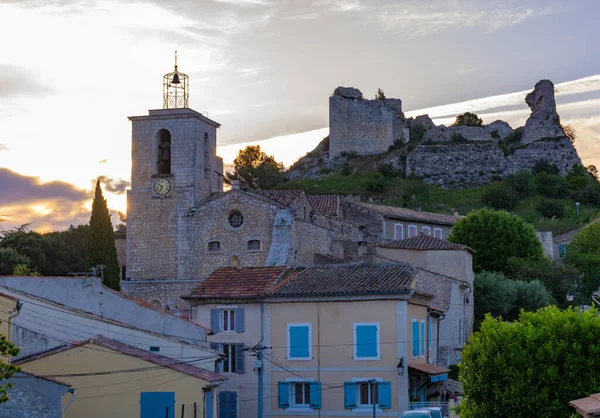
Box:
[86,179,121,290]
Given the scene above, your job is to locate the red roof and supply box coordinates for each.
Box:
[185,267,290,299]
[17,335,226,383]
[352,202,459,226]
[16,369,71,387]
[377,233,473,253]
[307,195,340,217]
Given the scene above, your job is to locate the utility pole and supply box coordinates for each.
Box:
[257,344,264,418]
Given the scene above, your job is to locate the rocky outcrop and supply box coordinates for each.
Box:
[333,86,363,100]
[422,125,493,143]
[521,80,565,144]
[486,120,513,140]
[411,114,436,131]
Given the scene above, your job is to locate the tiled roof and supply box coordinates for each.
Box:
[409,363,450,375]
[15,369,71,387]
[307,195,340,217]
[352,202,459,226]
[377,233,472,253]
[18,336,226,383]
[553,229,579,243]
[253,190,305,207]
[269,264,415,297]
[185,267,291,299]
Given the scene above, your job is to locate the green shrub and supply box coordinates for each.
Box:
[453,112,483,127]
[533,160,560,175]
[451,133,469,143]
[481,185,518,211]
[319,167,332,175]
[536,200,565,219]
[410,123,426,143]
[340,162,352,176]
[505,171,534,196]
[580,183,600,205]
[365,172,387,193]
[534,173,569,198]
[376,163,396,179]
[504,127,523,143]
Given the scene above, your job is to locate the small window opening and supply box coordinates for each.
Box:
[231,255,241,267]
[247,240,261,251]
[208,241,221,253]
[157,129,172,174]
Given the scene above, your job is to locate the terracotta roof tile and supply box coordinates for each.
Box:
[253,190,305,207]
[409,363,450,375]
[185,267,291,299]
[307,195,340,217]
[268,264,415,297]
[18,336,226,383]
[15,369,72,387]
[377,233,472,253]
[352,202,459,226]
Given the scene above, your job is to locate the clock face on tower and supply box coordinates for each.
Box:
[154,178,171,195]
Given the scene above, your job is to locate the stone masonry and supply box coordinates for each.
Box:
[329,86,406,158]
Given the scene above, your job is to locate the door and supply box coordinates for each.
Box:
[141,392,175,418]
[218,391,237,418]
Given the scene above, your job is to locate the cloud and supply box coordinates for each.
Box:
[0,168,88,204]
[96,176,130,195]
[0,65,54,98]
[0,144,8,151]
[211,0,270,5]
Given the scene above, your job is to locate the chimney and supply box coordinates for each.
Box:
[363,242,376,266]
[454,211,459,217]
[232,179,241,190]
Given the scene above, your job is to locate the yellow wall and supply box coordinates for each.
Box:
[0,294,17,364]
[407,303,429,365]
[269,300,404,416]
[20,343,210,418]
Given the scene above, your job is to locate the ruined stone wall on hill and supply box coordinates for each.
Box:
[407,137,581,188]
[329,87,406,159]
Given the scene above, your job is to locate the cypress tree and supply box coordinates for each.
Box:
[86,179,121,290]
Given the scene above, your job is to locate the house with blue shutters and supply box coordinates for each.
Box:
[184,262,451,418]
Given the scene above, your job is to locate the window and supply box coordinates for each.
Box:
[278,381,321,409]
[408,224,417,238]
[211,308,244,333]
[428,318,432,352]
[247,239,261,251]
[228,211,244,228]
[433,228,443,239]
[149,346,160,352]
[157,129,171,175]
[394,224,404,240]
[354,323,380,360]
[231,256,240,267]
[422,226,431,235]
[559,243,567,257]
[412,319,419,358]
[218,391,237,418]
[221,343,245,373]
[208,241,221,253]
[343,380,391,410]
[288,323,311,360]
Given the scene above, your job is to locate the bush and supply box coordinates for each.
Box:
[340,162,352,176]
[365,172,387,193]
[536,200,565,219]
[457,307,600,418]
[579,183,600,205]
[505,171,533,196]
[453,112,483,127]
[451,133,469,143]
[376,163,396,179]
[533,160,560,175]
[480,185,518,211]
[504,127,523,143]
[410,123,426,143]
[319,167,332,175]
[534,173,569,198]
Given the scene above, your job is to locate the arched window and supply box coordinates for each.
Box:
[231,255,241,267]
[157,129,171,174]
[204,132,210,180]
[247,239,261,251]
[208,241,221,253]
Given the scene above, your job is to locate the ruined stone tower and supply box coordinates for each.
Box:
[125,57,224,281]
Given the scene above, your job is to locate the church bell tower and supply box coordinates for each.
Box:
[125,52,224,281]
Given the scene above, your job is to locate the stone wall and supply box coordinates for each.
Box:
[329,87,405,159]
[1,373,69,418]
[406,138,581,188]
[121,279,203,312]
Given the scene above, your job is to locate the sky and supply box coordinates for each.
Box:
[1,0,599,232]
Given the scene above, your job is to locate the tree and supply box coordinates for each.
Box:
[43,225,89,276]
[534,173,569,198]
[375,88,386,100]
[474,271,551,327]
[225,145,285,190]
[0,248,31,275]
[448,208,543,274]
[0,328,20,404]
[562,123,577,144]
[0,228,47,273]
[457,306,600,418]
[86,180,120,290]
[453,112,483,127]
[535,200,565,219]
[564,221,600,300]
[480,185,518,211]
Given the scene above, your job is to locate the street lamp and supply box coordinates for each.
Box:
[566,273,585,312]
[566,290,574,303]
[575,202,581,217]
[397,357,405,376]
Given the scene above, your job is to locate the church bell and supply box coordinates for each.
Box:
[171,73,181,84]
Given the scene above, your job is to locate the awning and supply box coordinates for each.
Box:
[409,363,450,382]
[569,393,600,417]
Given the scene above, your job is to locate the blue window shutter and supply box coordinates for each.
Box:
[210,343,222,373]
[412,321,419,357]
[218,392,237,418]
[141,392,175,418]
[428,318,432,350]
[211,309,220,332]
[309,382,321,409]
[378,382,391,409]
[235,344,245,374]
[289,326,310,358]
[235,308,244,332]
[278,382,290,408]
[421,321,425,355]
[356,325,378,358]
[344,382,356,409]
[205,390,214,418]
